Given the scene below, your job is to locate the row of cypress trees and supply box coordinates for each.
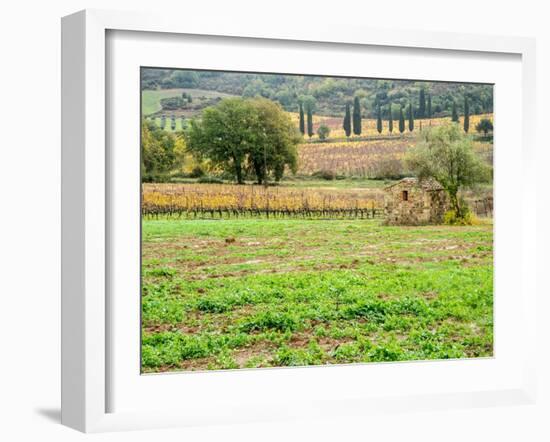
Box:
[343,94,471,137]
[298,93,471,139]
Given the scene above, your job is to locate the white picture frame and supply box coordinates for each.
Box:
[61,9,537,433]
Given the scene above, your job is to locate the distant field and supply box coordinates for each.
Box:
[298,138,413,177]
[141,218,493,372]
[142,88,237,118]
[295,114,493,177]
[291,113,494,141]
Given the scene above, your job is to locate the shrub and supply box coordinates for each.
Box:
[312,169,336,180]
[160,96,186,110]
[443,208,479,226]
[317,124,330,141]
[475,118,493,136]
[369,158,404,180]
[189,165,205,178]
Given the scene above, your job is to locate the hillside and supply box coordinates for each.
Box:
[141,68,493,119]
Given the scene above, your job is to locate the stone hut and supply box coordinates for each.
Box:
[384,177,448,225]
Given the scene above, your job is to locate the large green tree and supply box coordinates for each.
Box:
[427,94,432,118]
[352,96,362,135]
[343,102,352,138]
[405,124,491,217]
[247,98,301,183]
[388,104,393,133]
[186,97,299,184]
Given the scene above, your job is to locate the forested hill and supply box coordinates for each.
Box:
[141,68,493,119]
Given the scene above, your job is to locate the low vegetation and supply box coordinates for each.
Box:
[142,219,493,372]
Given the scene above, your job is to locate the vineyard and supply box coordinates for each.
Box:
[297,138,412,177]
[268,113,491,141]
[142,183,385,219]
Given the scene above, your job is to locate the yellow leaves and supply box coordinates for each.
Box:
[142,183,383,215]
[297,138,408,176]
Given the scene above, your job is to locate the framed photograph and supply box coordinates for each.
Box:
[61,9,537,433]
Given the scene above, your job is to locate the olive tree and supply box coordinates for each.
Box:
[405,124,491,218]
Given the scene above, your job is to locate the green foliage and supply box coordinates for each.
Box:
[307,105,314,138]
[406,124,492,218]
[160,96,187,111]
[444,208,479,226]
[451,101,459,122]
[427,94,432,118]
[343,102,352,137]
[141,119,177,181]
[388,104,393,133]
[240,311,300,333]
[299,102,305,135]
[418,88,426,118]
[317,124,330,141]
[186,97,300,184]
[408,102,414,132]
[197,176,224,184]
[464,97,470,133]
[475,118,493,135]
[398,105,405,133]
[142,68,494,119]
[376,102,383,134]
[166,70,199,88]
[141,218,494,372]
[352,96,362,135]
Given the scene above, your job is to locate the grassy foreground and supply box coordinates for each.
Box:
[141,219,493,372]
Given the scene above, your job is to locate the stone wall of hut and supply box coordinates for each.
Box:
[384,183,448,225]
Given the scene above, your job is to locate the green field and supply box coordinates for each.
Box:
[141,88,237,117]
[141,218,493,372]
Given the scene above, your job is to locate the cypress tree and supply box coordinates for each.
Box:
[418,88,426,119]
[388,104,393,133]
[299,102,305,135]
[463,97,470,133]
[398,104,405,134]
[376,102,382,134]
[307,105,313,138]
[427,94,432,118]
[352,96,362,135]
[343,102,351,138]
[408,102,414,132]
[451,101,459,122]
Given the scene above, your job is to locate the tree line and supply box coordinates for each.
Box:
[142,69,494,118]
[298,88,492,138]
